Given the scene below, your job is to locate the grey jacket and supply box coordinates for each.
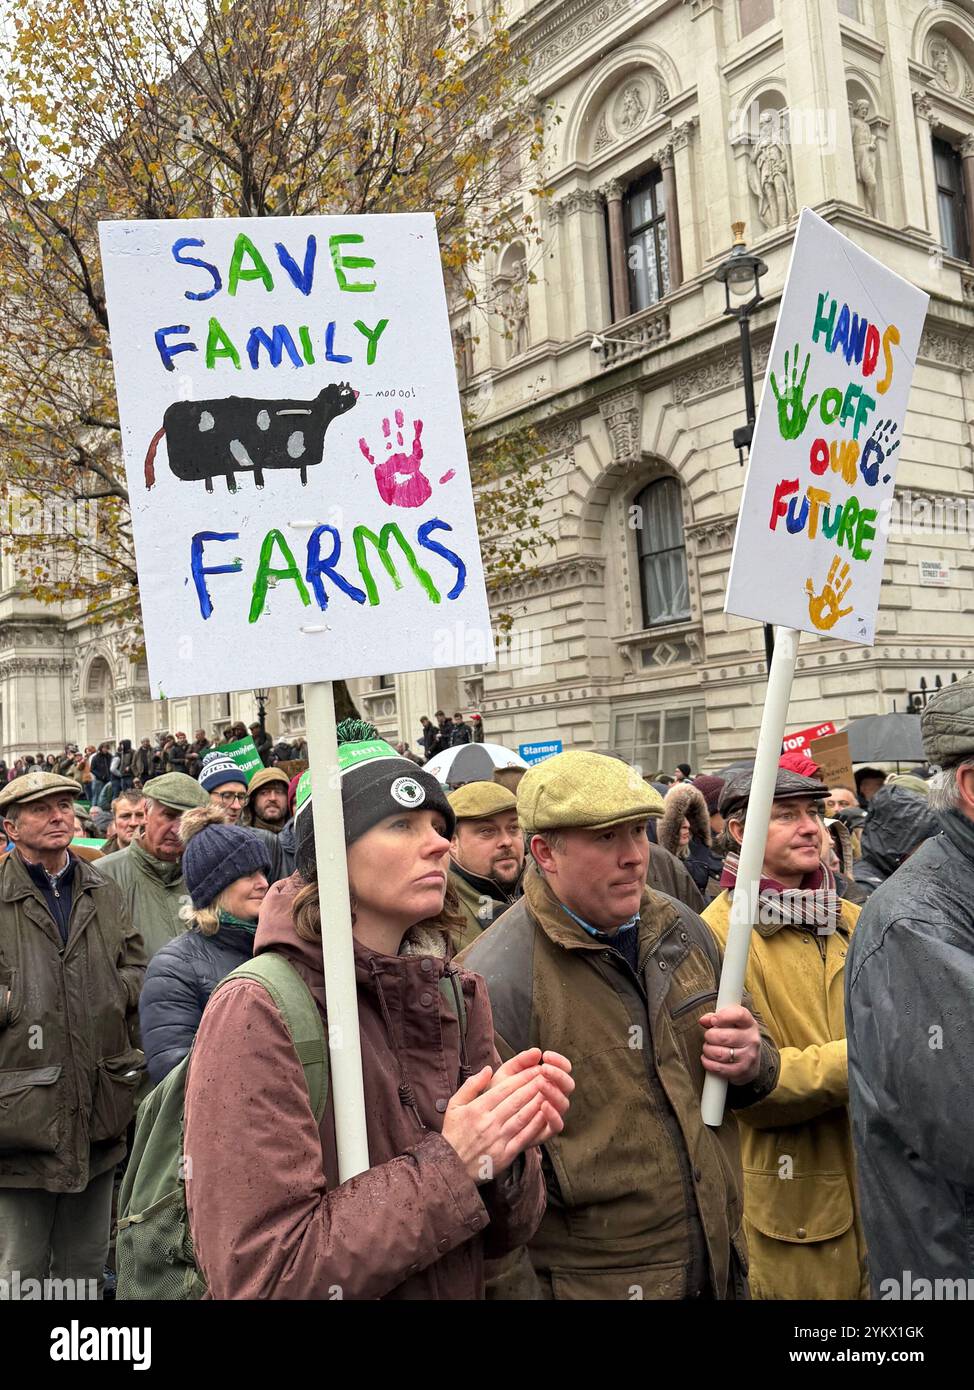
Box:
[846,811,974,1294]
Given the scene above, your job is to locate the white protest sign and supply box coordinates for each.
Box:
[725,208,928,645]
[98,214,494,699]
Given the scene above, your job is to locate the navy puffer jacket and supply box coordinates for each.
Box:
[139,919,256,1084]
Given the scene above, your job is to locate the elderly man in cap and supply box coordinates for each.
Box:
[702,769,867,1300]
[458,750,779,1300]
[446,782,524,950]
[847,673,974,1297]
[0,771,145,1297]
[98,772,209,961]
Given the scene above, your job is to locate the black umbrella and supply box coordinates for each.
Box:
[445,744,496,788]
[844,713,925,764]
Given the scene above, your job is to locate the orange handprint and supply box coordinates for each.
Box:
[805,556,854,631]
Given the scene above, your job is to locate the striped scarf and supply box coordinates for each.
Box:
[719,852,839,935]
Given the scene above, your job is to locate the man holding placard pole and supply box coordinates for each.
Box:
[709,208,928,1128]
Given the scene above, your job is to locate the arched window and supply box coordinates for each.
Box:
[634,477,690,627]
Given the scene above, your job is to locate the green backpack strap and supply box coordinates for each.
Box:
[219,953,328,1124]
[438,966,468,1038]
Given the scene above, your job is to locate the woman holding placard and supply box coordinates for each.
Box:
[183,721,570,1299]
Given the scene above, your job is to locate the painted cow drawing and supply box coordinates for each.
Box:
[143,382,358,491]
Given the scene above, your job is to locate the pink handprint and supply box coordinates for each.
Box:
[359,410,431,508]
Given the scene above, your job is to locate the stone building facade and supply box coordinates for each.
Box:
[2,0,973,769]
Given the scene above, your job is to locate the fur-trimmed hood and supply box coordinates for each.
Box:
[659,784,711,857]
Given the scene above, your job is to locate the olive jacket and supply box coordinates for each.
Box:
[703,891,867,1300]
[458,866,780,1299]
[0,850,146,1192]
[97,836,188,961]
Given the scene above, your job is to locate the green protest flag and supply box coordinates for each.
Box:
[216,735,264,785]
[72,838,107,850]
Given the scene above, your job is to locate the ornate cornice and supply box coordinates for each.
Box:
[490,555,606,602]
[538,417,582,456]
[0,657,71,677]
[686,516,737,552]
[113,685,152,705]
[530,0,642,74]
[918,325,974,368]
[672,341,771,404]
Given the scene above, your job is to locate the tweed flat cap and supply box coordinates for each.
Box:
[719,768,828,820]
[0,771,81,814]
[518,750,664,834]
[921,672,974,767]
[448,782,517,821]
[142,772,211,813]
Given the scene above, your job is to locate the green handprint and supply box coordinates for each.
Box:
[769,343,819,441]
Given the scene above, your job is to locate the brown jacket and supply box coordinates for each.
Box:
[184,873,546,1299]
[458,866,780,1299]
[0,850,145,1192]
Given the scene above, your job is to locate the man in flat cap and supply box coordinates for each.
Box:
[447,782,525,950]
[458,750,779,1300]
[847,672,974,1297]
[0,772,145,1297]
[98,772,209,961]
[703,769,867,1300]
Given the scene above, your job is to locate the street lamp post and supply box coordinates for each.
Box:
[253,689,269,739]
[715,222,775,675]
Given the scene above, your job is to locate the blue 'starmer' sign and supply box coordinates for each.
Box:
[518,740,563,765]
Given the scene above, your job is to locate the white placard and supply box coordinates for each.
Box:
[725,209,928,645]
[98,215,494,698]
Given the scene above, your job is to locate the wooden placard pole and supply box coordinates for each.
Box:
[304,679,370,1180]
[701,626,801,1128]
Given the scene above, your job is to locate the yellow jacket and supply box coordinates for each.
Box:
[702,890,868,1301]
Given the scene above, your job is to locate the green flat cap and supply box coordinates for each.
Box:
[142,772,210,812]
[921,672,974,767]
[448,782,517,821]
[518,751,664,834]
[885,773,929,797]
[0,771,81,814]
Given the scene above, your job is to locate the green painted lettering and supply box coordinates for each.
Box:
[353,523,440,605]
[228,233,275,296]
[329,234,376,292]
[205,317,240,370]
[249,529,312,622]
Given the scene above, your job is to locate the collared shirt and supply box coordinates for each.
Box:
[558,902,642,973]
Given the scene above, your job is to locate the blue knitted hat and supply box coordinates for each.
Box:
[180,804,271,909]
[198,751,247,794]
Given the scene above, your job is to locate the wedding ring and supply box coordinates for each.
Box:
[729,1047,736,1064]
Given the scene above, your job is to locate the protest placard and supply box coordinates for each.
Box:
[214,735,264,784]
[98,214,494,700]
[809,731,855,792]
[725,208,928,644]
[782,721,836,755]
[705,212,928,1128]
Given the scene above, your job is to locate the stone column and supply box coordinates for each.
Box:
[961,135,974,262]
[601,179,631,322]
[779,0,857,210]
[657,143,682,290]
[912,92,939,240]
[874,9,928,235]
[671,119,699,280]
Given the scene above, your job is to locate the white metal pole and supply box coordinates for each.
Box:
[304,679,370,1179]
[701,626,801,1128]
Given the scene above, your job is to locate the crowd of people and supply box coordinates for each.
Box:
[0,677,971,1303]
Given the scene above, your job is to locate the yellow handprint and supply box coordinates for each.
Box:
[805,556,854,631]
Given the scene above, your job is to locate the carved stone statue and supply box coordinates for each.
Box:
[617,82,647,132]
[930,38,954,93]
[501,258,530,360]
[747,110,796,229]
[851,99,878,218]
